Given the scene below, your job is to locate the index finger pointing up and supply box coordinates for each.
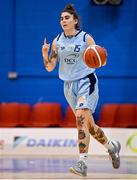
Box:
[44,37,47,44]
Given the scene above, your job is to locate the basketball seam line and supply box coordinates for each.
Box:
[92,45,102,67]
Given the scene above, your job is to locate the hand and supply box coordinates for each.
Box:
[42,37,50,59]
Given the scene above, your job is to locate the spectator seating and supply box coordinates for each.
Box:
[98,103,137,128]
[114,104,137,128]
[61,106,76,127]
[0,102,137,128]
[0,102,31,127]
[19,103,32,126]
[26,102,62,127]
[98,104,118,127]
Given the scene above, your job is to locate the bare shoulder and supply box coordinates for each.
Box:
[86,34,96,46]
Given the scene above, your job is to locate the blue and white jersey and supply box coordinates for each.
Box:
[56,30,95,81]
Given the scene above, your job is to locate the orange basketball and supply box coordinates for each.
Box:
[83,45,107,68]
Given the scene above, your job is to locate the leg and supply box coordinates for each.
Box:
[76,109,90,154]
[87,111,108,145]
[69,108,91,177]
[87,111,121,169]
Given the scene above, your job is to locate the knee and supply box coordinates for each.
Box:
[75,109,87,128]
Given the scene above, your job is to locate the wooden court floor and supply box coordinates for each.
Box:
[0,155,137,180]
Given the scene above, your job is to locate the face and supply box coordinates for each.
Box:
[60,12,78,31]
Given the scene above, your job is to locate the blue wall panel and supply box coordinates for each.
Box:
[0,0,14,73]
[0,0,137,120]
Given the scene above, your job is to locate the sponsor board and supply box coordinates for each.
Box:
[0,139,5,150]
[126,132,137,153]
[0,128,137,156]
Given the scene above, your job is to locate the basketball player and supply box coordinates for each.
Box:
[42,4,121,177]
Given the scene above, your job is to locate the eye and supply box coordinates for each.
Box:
[60,17,63,21]
[65,16,70,20]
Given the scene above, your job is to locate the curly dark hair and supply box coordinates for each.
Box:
[61,4,81,30]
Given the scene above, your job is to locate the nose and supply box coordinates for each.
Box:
[62,18,66,23]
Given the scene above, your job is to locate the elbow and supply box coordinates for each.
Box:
[44,62,56,72]
[47,69,53,72]
[45,67,54,72]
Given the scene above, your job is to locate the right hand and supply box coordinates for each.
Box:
[42,37,50,59]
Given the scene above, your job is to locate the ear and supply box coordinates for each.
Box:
[74,19,78,25]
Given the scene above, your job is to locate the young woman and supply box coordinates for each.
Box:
[42,4,121,177]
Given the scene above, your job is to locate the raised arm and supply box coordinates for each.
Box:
[42,37,58,72]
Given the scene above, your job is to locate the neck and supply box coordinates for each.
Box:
[64,29,78,37]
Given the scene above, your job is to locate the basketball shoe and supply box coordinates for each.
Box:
[108,141,121,169]
[69,160,87,177]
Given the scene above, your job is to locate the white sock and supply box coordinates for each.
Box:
[104,140,114,150]
[79,153,88,164]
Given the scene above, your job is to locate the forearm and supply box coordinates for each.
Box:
[43,49,58,72]
[43,56,56,72]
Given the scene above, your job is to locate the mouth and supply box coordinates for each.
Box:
[62,24,67,28]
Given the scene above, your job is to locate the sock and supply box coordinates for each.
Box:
[104,140,114,150]
[79,153,88,164]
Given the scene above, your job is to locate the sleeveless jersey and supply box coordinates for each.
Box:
[56,30,95,81]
